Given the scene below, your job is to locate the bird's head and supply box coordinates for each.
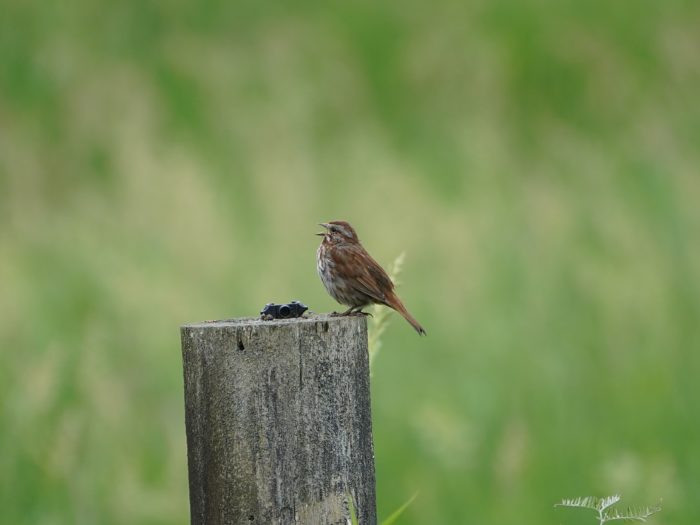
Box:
[317,220,359,245]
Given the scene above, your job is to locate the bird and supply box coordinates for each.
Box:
[316,220,426,335]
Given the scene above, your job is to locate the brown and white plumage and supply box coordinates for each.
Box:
[316,220,426,335]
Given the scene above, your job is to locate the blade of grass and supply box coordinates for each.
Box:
[347,492,358,525]
[381,492,418,525]
[368,252,405,370]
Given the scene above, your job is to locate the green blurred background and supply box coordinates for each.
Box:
[1,0,699,523]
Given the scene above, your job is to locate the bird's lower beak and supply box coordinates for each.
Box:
[316,223,329,236]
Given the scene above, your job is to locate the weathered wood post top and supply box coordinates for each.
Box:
[180,314,376,525]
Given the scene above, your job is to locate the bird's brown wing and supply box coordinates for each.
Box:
[334,244,394,305]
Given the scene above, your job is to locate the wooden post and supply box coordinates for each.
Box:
[180,314,377,525]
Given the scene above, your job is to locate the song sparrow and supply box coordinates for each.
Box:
[316,220,426,335]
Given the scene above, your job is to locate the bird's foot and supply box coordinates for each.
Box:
[350,310,373,318]
[330,307,372,317]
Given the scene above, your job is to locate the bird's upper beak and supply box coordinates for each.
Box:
[316,223,329,236]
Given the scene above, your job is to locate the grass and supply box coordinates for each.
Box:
[1,0,699,524]
[368,251,405,369]
[348,491,417,525]
[555,495,662,524]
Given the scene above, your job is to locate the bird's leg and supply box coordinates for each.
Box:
[330,306,374,317]
[350,306,373,317]
[330,306,355,317]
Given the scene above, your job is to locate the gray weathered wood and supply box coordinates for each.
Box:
[180,314,376,525]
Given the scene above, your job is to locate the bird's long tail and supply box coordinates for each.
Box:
[387,294,426,336]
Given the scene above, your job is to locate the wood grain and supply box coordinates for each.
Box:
[180,314,376,525]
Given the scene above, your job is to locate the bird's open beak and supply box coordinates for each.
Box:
[316,223,329,236]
